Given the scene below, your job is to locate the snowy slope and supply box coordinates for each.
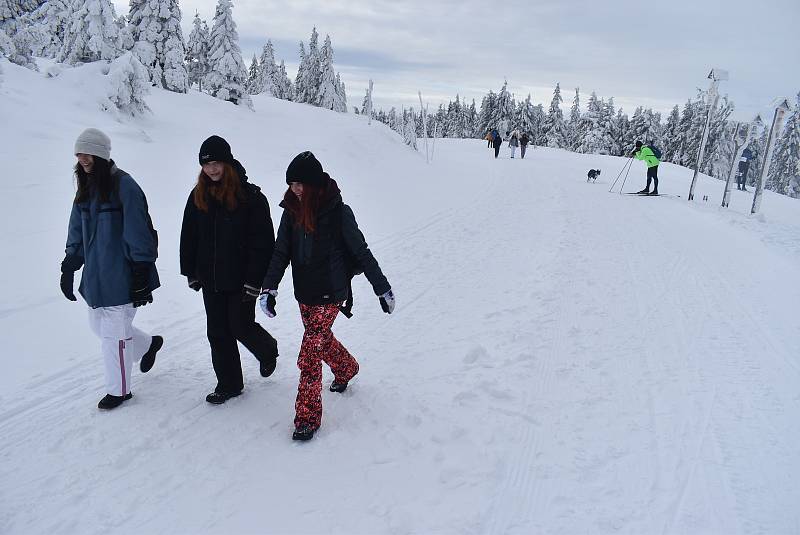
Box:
[1,58,799,535]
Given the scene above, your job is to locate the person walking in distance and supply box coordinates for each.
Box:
[737,147,753,191]
[508,130,519,159]
[259,151,394,441]
[632,140,660,195]
[180,135,278,405]
[520,132,530,159]
[61,128,163,410]
[492,130,503,159]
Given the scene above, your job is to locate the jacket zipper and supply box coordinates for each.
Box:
[213,210,218,292]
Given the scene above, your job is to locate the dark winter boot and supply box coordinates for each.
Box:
[260,339,279,378]
[636,187,650,194]
[139,335,163,373]
[648,189,659,195]
[98,393,133,410]
[329,381,348,393]
[292,424,317,441]
[205,390,242,405]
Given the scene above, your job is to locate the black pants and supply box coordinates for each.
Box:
[521,145,527,158]
[737,162,749,189]
[646,166,659,191]
[494,144,500,158]
[202,289,277,393]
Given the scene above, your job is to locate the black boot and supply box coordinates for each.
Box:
[292,424,317,441]
[98,393,133,410]
[205,390,242,404]
[636,187,650,194]
[140,335,163,373]
[260,339,279,378]
[648,189,659,195]
[330,381,348,393]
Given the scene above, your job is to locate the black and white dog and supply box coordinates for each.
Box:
[587,169,601,182]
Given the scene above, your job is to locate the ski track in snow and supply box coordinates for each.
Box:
[1,60,800,534]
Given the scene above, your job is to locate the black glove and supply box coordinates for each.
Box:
[188,277,202,292]
[131,262,153,308]
[243,283,260,302]
[60,271,77,301]
[60,254,82,302]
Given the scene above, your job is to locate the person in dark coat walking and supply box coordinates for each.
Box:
[492,131,503,158]
[259,151,394,441]
[180,135,278,405]
[61,128,163,410]
[520,132,530,159]
[737,147,753,191]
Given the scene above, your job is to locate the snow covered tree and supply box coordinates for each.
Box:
[600,97,618,155]
[255,39,277,96]
[579,91,604,154]
[103,50,150,115]
[542,82,567,148]
[58,0,120,64]
[185,13,209,91]
[662,105,681,163]
[205,0,250,107]
[274,58,291,100]
[244,53,258,94]
[127,0,188,92]
[15,0,70,58]
[769,93,800,197]
[491,80,515,134]
[315,34,341,111]
[568,87,581,151]
[476,90,496,137]
[614,108,630,156]
[334,72,346,112]
[402,107,417,149]
[516,93,536,140]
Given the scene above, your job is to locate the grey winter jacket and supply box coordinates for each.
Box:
[64,164,160,308]
[509,136,519,147]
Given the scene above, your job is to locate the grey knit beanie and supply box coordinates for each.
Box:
[74,128,111,161]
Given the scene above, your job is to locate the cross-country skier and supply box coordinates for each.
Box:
[179,135,279,405]
[61,128,163,410]
[632,140,660,195]
[259,151,394,441]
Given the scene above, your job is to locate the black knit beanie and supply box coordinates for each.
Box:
[199,135,235,166]
[286,151,325,186]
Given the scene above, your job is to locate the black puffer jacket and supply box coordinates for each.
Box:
[262,176,390,305]
[179,160,275,292]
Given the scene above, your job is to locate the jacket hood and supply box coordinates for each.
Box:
[233,159,248,183]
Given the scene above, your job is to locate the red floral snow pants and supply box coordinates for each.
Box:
[295,303,359,429]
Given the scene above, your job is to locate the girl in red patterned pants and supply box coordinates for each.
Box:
[259,152,395,441]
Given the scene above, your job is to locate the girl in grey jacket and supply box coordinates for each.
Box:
[61,128,163,410]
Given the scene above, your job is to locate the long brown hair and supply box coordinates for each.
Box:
[283,182,327,233]
[74,157,115,203]
[193,163,243,212]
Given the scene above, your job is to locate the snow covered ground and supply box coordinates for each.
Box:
[1,59,799,534]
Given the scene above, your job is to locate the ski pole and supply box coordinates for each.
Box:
[618,158,634,194]
[608,157,633,193]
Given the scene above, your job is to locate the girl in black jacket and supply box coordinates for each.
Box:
[180,135,278,404]
[259,151,394,441]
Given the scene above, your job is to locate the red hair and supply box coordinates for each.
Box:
[193,163,242,212]
[283,183,326,233]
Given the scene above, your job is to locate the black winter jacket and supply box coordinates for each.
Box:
[179,161,275,292]
[262,177,390,305]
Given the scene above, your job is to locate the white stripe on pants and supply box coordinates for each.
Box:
[88,304,151,396]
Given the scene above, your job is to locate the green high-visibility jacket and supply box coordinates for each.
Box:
[635,146,660,168]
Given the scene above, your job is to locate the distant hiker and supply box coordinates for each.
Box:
[632,140,660,195]
[492,132,503,158]
[61,128,163,410]
[520,132,530,159]
[737,147,753,191]
[259,151,394,442]
[587,169,601,182]
[179,135,278,405]
[508,131,520,158]
[485,131,493,148]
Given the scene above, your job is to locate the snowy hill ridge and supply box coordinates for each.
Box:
[1,59,800,535]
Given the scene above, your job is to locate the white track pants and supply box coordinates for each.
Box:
[510,145,517,158]
[88,304,151,396]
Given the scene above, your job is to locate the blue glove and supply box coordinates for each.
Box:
[379,289,395,314]
[259,289,278,318]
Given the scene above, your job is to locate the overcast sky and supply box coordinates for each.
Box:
[114,0,799,121]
